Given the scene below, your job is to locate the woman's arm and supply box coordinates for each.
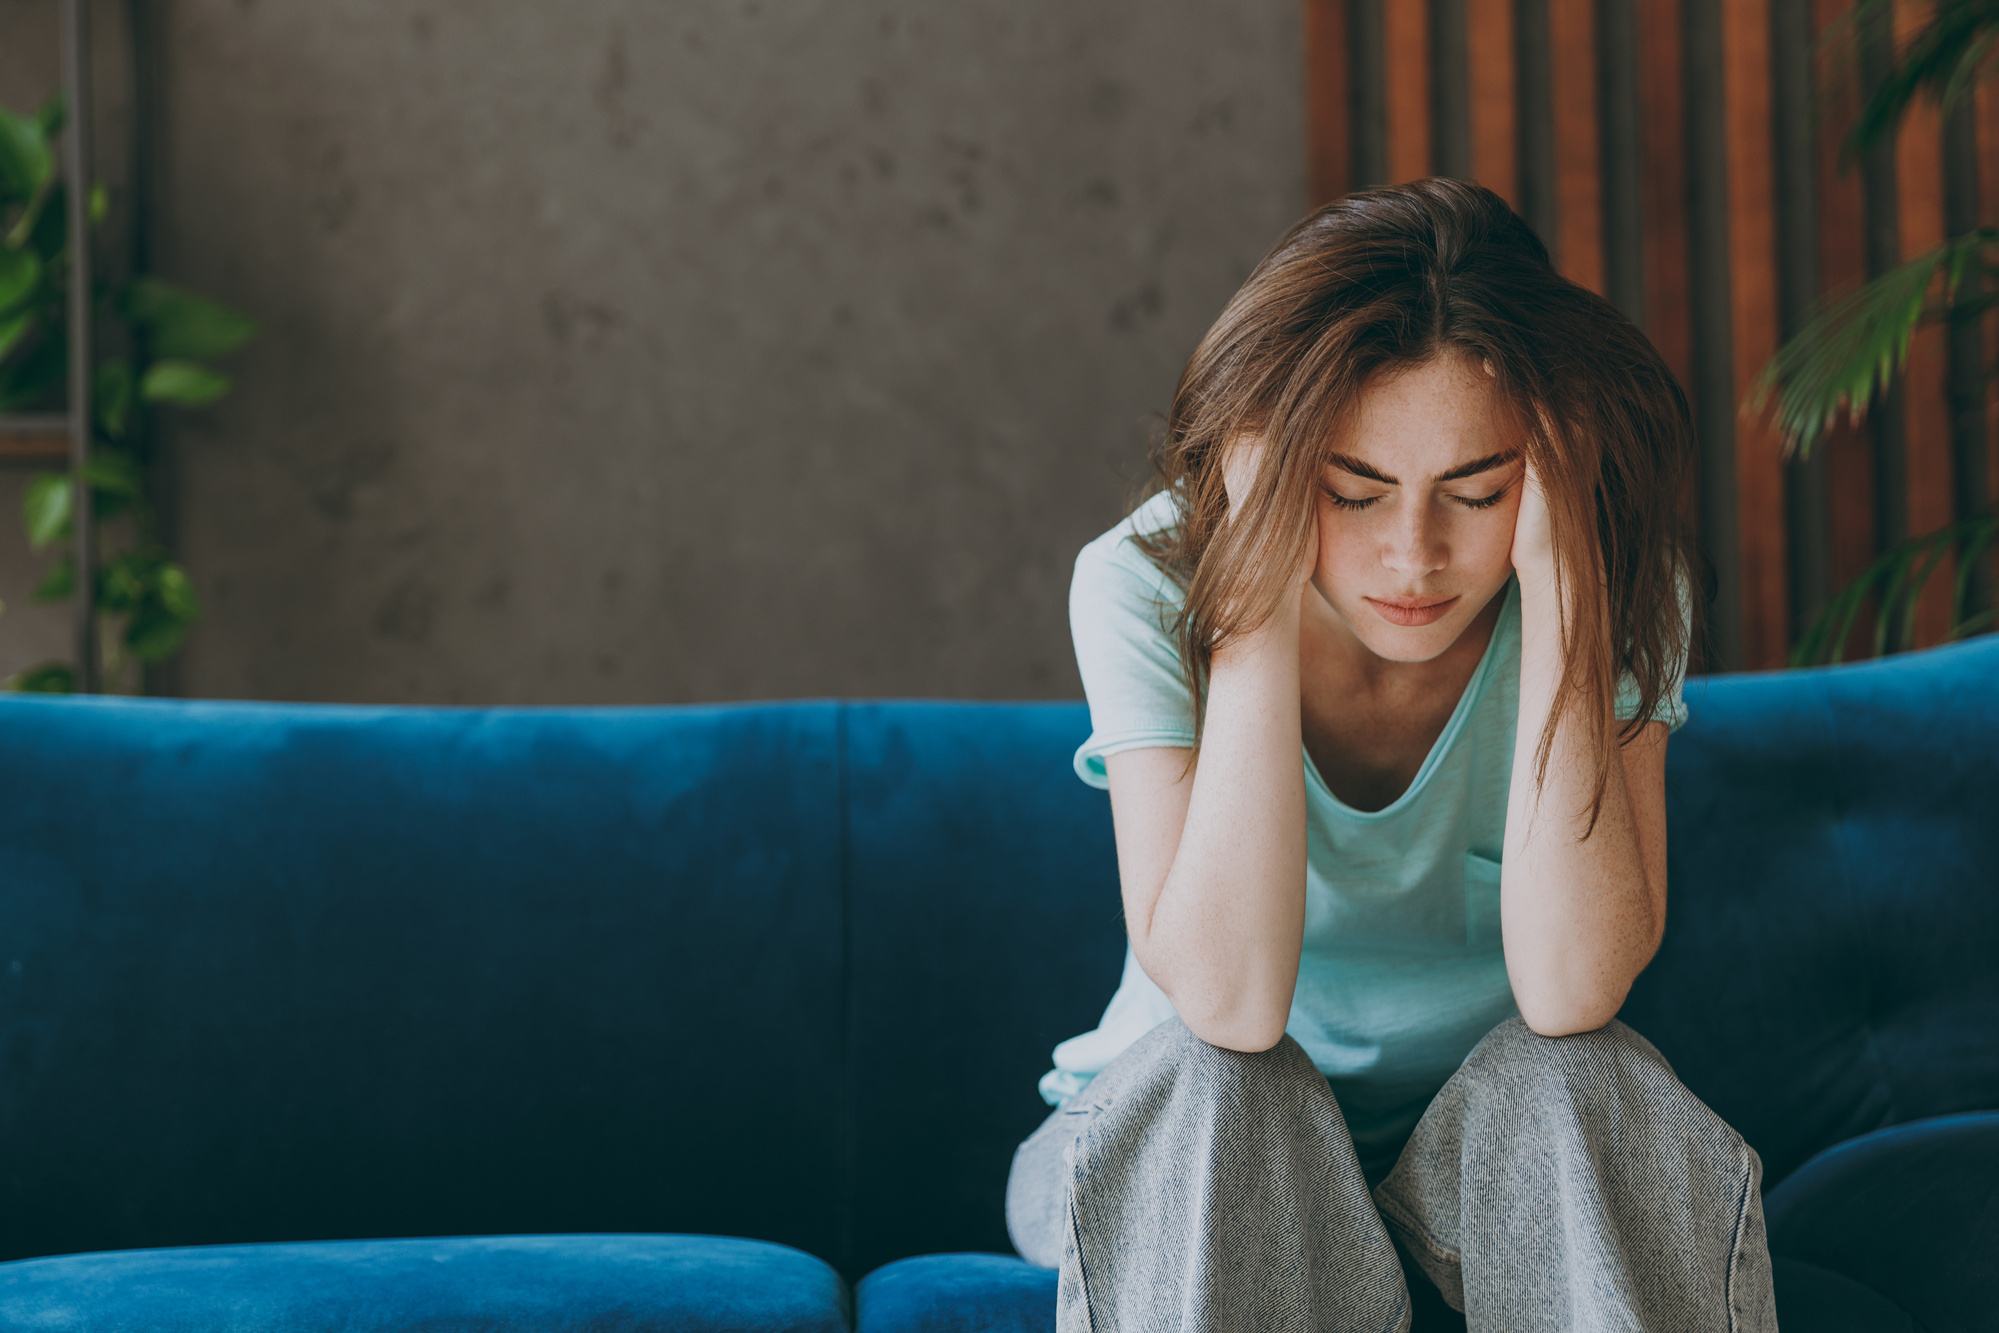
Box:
[1100,444,1316,1053]
[1104,602,1310,1053]
[1502,469,1671,1036]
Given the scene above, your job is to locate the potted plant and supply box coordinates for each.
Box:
[0,93,254,692]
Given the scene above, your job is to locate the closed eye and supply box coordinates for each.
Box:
[1451,488,1508,510]
[1324,490,1382,512]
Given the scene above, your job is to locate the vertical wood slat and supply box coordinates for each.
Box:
[1383,0,1432,181]
[1636,0,1694,397]
[1723,0,1790,667]
[1466,0,1519,205]
[1546,0,1604,290]
[1814,0,1878,641]
[1299,0,1990,665]
[1306,0,1351,208]
[1893,0,1955,643]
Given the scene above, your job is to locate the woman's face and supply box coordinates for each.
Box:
[1309,354,1525,663]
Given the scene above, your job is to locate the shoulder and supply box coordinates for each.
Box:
[1071,490,1184,614]
[1068,491,1199,785]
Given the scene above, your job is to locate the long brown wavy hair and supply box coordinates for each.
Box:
[1140,177,1702,819]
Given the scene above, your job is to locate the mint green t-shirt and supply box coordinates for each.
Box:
[1043,491,1688,1170]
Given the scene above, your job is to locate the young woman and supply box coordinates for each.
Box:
[1005,180,1776,1331]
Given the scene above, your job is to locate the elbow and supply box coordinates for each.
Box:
[1515,987,1629,1038]
[1187,1022,1290,1054]
[1510,922,1659,1038]
[1182,1010,1291,1054]
[1131,936,1297,1054]
[1512,973,1633,1038]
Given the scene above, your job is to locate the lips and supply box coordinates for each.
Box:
[1364,594,1460,627]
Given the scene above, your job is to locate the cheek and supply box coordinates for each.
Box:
[1311,500,1369,584]
[1447,504,1519,579]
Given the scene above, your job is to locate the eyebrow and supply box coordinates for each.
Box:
[1326,449,1521,486]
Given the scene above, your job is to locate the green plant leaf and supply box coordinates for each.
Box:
[94,358,132,438]
[22,471,69,550]
[0,306,37,362]
[122,278,257,360]
[22,179,65,255]
[1838,0,1999,163]
[1789,510,1999,665]
[140,358,231,407]
[1748,233,1994,456]
[96,551,146,613]
[4,661,73,693]
[34,93,62,140]
[0,320,65,411]
[0,108,50,200]
[83,449,144,500]
[155,562,199,621]
[87,182,106,226]
[0,245,39,311]
[32,554,71,602]
[112,554,200,661]
[125,605,191,661]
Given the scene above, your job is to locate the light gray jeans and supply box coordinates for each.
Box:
[1006,1016,1777,1332]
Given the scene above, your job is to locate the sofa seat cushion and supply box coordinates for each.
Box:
[856,1253,1054,1332]
[1764,1111,1999,1333]
[0,1233,848,1333]
[853,1250,1926,1332]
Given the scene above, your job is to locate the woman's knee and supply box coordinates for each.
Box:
[1062,1018,1336,1153]
[1459,1014,1699,1124]
[1115,1015,1323,1102]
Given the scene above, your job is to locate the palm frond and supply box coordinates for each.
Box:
[1749,232,1996,458]
[1838,0,1999,164]
[1790,511,1999,667]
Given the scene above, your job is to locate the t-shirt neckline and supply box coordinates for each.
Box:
[1300,577,1518,823]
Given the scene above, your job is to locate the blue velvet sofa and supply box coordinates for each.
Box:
[0,637,1994,1332]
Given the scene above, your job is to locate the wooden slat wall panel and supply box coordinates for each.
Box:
[1306,0,1351,208]
[1546,0,1604,291]
[1300,0,1989,667]
[1813,0,1878,657]
[1466,0,1518,206]
[1722,0,1789,667]
[1384,0,1433,182]
[1636,0,1694,397]
[1892,0,1955,644]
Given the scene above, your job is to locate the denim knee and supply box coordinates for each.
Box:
[1139,1017,1326,1099]
[1067,1016,1331,1128]
[1457,1014,1689,1124]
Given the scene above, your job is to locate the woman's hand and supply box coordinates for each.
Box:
[1509,458,1556,596]
[1220,434,1320,594]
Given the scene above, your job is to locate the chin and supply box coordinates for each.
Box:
[1331,591,1490,663]
[1353,622,1463,663]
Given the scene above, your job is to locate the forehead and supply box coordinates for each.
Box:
[1339,356,1514,474]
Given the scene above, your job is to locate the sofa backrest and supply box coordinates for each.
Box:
[0,638,1994,1279]
[1622,635,1999,1186]
[0,694,1124,1281]
[0,702,862,1267]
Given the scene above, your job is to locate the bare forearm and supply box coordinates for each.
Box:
[1501,581,1662,1034]
[1134,607,1308,1051]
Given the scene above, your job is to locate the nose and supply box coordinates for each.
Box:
[1381,498,1446,579]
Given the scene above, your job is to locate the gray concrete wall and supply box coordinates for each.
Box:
[6,0,1303,703]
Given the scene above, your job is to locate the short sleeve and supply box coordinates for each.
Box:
[1069,506,1197,788]
[1613,564,1695,733]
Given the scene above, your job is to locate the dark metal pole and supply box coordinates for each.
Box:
[60,0,96,692]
